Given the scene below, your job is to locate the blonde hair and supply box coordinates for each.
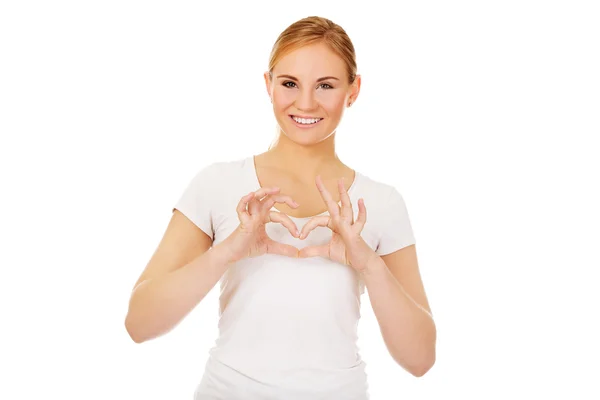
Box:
[268,16,357,84]
[267,17,357,149]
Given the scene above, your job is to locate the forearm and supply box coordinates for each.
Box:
[125,242,232,343]
[361,255,436,376]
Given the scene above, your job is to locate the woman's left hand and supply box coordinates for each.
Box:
[298,175,377,272]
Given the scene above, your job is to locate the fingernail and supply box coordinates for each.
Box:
[298,231,302,239]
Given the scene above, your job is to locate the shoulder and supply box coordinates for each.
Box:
[177,156,252,204]
[354,170,402,205]
[354,170,416,253]
[353,170,412,228]
[188,155,250,184]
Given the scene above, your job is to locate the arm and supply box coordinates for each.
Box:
[361,243,436,377]
[124,209,231,343]
[125,187,301,344]
[296,177,436,376]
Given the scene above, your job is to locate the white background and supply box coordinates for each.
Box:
[1,1,599,399]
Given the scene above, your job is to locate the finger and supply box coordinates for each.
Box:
[298,245,329,258]
[262,194,300,212]
[236,192,255,222]
[354,198,367,232]
[338,178,353,220]
[299,215,330,239]
[269,211,300,238]
[266,240,300,258]
[315,175,340,217]
[249,187,280,215]
[253,186,281,201]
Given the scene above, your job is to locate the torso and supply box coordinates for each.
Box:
[252,154,356,219]
[188,155,401,398]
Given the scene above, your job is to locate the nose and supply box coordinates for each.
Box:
[295,87,317,111]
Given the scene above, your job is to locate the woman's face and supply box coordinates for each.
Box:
[265,42,360,146]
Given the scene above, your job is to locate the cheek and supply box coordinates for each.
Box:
[273,87,295,107]
[317,91,346,114]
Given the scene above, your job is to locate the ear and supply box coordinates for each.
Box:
[347,74,361,107]
[264,71,273,103]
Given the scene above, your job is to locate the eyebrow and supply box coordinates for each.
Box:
[276,74,339,82]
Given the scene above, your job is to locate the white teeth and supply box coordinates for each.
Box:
[292,116,321,125]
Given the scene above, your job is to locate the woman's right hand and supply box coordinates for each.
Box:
[222,187,301,264]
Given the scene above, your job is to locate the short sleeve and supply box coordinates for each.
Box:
[376,186,416,256]
[172,163,219,240]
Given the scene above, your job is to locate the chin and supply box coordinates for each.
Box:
[283,127,334,146]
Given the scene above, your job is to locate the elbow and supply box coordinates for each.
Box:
[411,354,435,377]
[124,286,152,344]
[393,349,436,377]
[124,313,147,344]
[412,322,437,377]
[393,339,436,377]
[124,310,167,344]
[410,347,436,377]
[392,325,437,377]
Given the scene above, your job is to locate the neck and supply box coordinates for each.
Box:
[260,129,344,181]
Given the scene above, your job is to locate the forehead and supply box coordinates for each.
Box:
[273,42,346,80]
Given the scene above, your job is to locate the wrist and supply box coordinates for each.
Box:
[358,251,386,277]
[348,236,380,273]
[211,239,237,267]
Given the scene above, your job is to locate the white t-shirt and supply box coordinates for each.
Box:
[173,155,416,400]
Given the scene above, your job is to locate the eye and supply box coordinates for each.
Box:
[318,83,334,90]
[282,81,297,88]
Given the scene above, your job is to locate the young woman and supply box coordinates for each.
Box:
[125,16,436,400]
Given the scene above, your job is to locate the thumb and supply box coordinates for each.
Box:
[266,240,300,258]
[298,245,329,259]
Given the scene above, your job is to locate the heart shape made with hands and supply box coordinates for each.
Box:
[238,175,375,272]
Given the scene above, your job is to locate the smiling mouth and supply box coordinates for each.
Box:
[289,115,324,126]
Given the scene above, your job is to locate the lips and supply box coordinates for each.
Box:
[291,115,321,119]
[289,115,323,126]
